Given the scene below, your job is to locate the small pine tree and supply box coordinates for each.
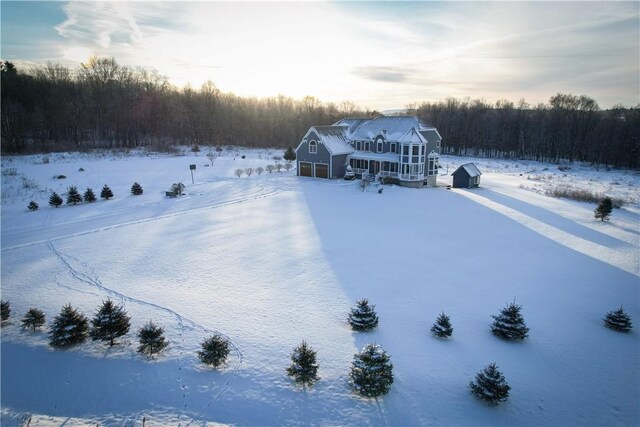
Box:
[491,301,529,340]
[100,185,114,200]
[349,343,394,398]
[198,334,231,368]
[603,306,633,332]
[28,200,39,211]
[84,188,97,203]
[431,312,453,338]
[66,185,83,205]
[49,192,63,208]
[137,321,168,356]
[286,340,319,388]
[21,308,46,331]
[283,146,296,162]
[49,304,89,348]
[469,363,511,406]
[131,182,143,195]
[594,197,613,222]
[348,298,379,331]
[1,300,10,322]
[90,299,131,346]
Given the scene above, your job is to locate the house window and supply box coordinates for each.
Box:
[436,140,440,148]
[364,142,370,151]
[309,140,317,154]
[412,145,419,156]
[377,141,383,153]
[402,145,409,155]
[428,152,439,176]
[356,141,361,150]
[390,143,397,153]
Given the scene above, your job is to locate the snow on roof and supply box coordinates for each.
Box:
[349,151,399,162]
[398,128,425,144]
[312,126,354,155]
[419,129,442,145]
[453,163,482,177]
[335,116,429,141]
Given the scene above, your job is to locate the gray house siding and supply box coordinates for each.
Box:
[332,154,349,178]
[296,130,333,178]
[452,170,473,188]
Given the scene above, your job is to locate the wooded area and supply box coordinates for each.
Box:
[2,58,638,168]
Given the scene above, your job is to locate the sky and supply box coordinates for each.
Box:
[1,1,638,110]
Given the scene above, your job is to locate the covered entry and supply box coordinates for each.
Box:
[314,163,329,178]
[299,162,312,177]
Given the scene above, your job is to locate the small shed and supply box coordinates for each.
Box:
[452,163,482,188]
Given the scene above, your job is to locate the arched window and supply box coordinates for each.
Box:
[309,140,317,154]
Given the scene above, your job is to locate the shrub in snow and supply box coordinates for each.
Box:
[100,185,114,200]
[1,300,10,322]
[594,197,613,222]
[275,162,283,172]
[137,321,168,356]
[234,169,244,178]
[266,164,275,173]
[171,182,185,196]
[191,144,200,154]
[469,363,510,406]
[348,298,379,331]
[245,168,254,176]
[28,200,39,211]
[49,192,63,208]
[286,340,319,388]
[283,146,296,162]
[49,304,89,348]
[90,299,131,346]
[491,301,529,341]
[603,306,633,332]
[198,334,230,368]
[241,155,246,159]
[255,166,264,175]
[349,343,394,398]
[84,188,97,203]
[66,186,83,205]
[21,308,46,331]
[131,182,143,196]
[284,162,293,172]
[431,312,453,338]
[206,151,217,166]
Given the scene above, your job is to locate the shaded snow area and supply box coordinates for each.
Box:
[1,150,638,426]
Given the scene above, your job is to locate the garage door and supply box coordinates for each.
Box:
[315,163,329,178]
[299,162,312,177]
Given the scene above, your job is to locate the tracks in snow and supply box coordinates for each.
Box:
[47,242,244,422]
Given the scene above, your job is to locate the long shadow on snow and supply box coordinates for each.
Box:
[469,188,634,249]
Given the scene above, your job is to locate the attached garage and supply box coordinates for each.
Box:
[314,163,329,179]
[299,162,312,177]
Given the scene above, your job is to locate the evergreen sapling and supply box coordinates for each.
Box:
[49,304,89,348]
[594,197,613,222]
[90,299,131,346]
[431,312,453,338]
[84,188,97,203]
[101,185,114,200]
[28,200,39,211]
[1,300,10,322]
[283,146,296,162]
[469,363,511,406]
[66,185,83,205]
[348,298,379,331]
[286,340,319,388]
[491,301,529,340]
[22,308,46,331]
[198,334,231,368]
[137,321,168,356]
[49,192,63,208]
[603,306,633,332]
[349,343,394,398]
[131,182,143,195]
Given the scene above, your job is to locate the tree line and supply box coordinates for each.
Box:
[2,57,638,168]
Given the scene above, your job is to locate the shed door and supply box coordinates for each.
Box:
[315,163,328,179]
[299,162,312,177]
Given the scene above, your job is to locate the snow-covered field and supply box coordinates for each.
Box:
[1,149,638,426]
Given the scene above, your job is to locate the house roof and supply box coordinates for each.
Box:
[419,129,442,145]
[312,126,354,155]
[334,116,430,141]
[452,163,482,177]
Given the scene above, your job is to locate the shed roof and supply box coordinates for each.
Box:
[312,126,354,155]
[452,163,482,177]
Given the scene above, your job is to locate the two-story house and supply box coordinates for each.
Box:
[295,115,441,187]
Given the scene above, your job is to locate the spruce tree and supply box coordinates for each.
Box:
[28,200,39,211]
[131,182,143,195]
[84,188,97,203]
[49,192,63,208]
[431,312,453,338]
[49,304,89,348]
[603,306,633,332]
[594,197,613,221]
[286,340,319,388]
[491,301,529,340]
[137,321,168,356]
[348,298,379,331]
[283,146,296,162]
[469,363,511,406]
[198,334,230,368]
[21,308,46,331]
[90,299,131,346]
[100,185,114,200]
[66,185,83,205]
[349,343,394,398]
[1,300,10,322]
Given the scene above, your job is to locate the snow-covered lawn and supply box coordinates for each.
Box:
[1,150,638,426]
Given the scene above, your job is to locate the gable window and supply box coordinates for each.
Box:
[309,140,317,154]
[377,141,383,153]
